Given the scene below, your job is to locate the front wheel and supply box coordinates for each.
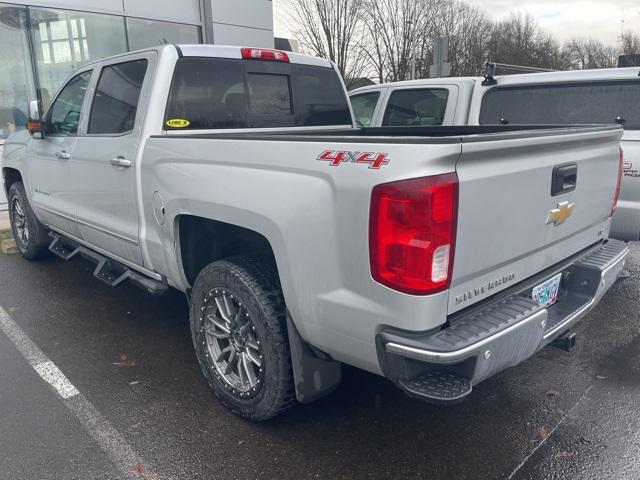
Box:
[8,182,50,260]
[189,255,296,421]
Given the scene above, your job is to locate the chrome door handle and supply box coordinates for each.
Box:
[110,157,132,168]
[55,150,71,159]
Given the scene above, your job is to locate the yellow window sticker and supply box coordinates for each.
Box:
[166,118,190,128]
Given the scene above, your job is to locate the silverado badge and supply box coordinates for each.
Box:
[546,201,575,226]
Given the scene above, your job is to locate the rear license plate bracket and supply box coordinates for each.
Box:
[532,273,562,308]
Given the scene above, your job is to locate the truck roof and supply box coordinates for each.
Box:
[177,45,333,68]
[349,77,480,95]
[80,44,334,69]
[349,66,640,96]
[489,66,640,86]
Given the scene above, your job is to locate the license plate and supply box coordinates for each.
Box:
[531,273,562,307]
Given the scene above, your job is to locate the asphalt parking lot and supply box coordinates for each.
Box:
[1,242,640,480]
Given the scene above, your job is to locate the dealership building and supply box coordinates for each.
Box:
[0,0,275,210]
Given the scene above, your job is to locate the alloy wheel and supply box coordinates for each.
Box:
[11,197,29,246]
[203,288,264,397]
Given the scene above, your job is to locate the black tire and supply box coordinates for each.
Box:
[7,182,50,260]
[190,255,296,421]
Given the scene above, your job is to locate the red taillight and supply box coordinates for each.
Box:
[241,47,289,62]
[611,148,624,217]
[369,173,458,295]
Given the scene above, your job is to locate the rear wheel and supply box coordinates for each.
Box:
[189,255,296,421]
[8,182,50,260]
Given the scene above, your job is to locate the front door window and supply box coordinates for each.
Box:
[45,70,91,135]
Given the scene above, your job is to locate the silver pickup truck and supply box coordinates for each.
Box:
[2,45,629,420]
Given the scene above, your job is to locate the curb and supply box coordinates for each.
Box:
[1,237,17,255]
[0,211,16,253]
[0,211,10,234]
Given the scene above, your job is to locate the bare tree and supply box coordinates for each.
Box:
[563,38,618,70]
[361,0,436,82]
[487,13,564,70]
[283,0,635,87]
[429,0,493,77]
[620,32,640,55]
[284,0,366,86]
[359,3,387,83]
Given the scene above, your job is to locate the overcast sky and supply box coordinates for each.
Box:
[273,0,640,45]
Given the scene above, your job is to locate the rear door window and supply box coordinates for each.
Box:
[350,92,380,127]
[480,81,640,129]
[164,57,351,130]
[88,59,148,134]
[382,89,449,126]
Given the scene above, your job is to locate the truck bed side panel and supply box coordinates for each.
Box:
[140,137,461,374]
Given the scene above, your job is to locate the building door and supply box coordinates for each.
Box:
[70,54,151,267]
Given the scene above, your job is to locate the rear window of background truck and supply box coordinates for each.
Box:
[479,80,640,130]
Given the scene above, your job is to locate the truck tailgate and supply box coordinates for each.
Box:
[449,126,623,314]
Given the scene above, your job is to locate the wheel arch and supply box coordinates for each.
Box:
[178,217,342,408]
[2,167,23,194]
[177,214,280,288]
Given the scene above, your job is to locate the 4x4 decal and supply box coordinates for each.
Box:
[317,150,390,169]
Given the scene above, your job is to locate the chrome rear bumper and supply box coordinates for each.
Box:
[377,239,629,404]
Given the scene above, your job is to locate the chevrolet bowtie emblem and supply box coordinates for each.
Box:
[547,201,575,226]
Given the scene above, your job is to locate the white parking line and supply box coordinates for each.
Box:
[506,385,594,479]
[33,361,80,399]
[0,306,164,480]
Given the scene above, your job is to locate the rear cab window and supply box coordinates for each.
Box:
[164,57,352,130]
[479,81,640,130]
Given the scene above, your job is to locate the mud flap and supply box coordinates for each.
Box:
[286,313,341,404]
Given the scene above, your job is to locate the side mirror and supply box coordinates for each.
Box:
[27,100,44,137]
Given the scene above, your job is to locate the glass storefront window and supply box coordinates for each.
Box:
[30,8,127,109]
[126,17,200,50]
[0,6,203,141]
[0,4,36,139]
